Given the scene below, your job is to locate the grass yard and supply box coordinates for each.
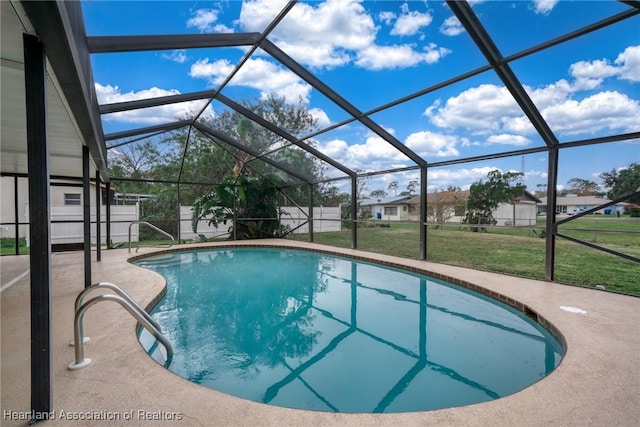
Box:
[293,216,640,296]
[0,238,28,256]
[3,216,638,295]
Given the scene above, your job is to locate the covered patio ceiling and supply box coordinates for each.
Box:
[1,1,106,179]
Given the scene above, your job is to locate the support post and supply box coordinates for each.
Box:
[95,170,101,261]
[105,182,111,248]
[14,175,20,255]
[545,148,559,281]
[83,146,91,288]
[24,32,53,421]
[351,176,358,249]
[176,183,181,243]
[308,184,314,243]
[420,166,427,260]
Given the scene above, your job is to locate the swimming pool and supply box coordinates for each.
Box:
[134,247,564,413]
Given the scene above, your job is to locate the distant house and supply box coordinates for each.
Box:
[360,196,413,221]
[406,190,541,226]
[407,191,467,223]
[538,195,630,215]
[493,191,541,226]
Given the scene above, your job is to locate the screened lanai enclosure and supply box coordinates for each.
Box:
[1,0,640,421]
[5,0,638,287]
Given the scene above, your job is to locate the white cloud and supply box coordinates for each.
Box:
[161,50,188,63]
[236,0,448,71]
[532,0,559,15]
[317,129,462,172]
[569,45,640,84]
[404,131,459,157]
[317,135,412,171]
[356,43,450,70]
[427,166,502,188]
[272,40,352,69]
[95,83,213,124]
[241,0,375,51]
[570,59,618,81]
[237,0,289,31]
[425,84,522,133]
[187,9,220,33]
[485,134,532,146]
[541,91,640,135]
[189,58,312,104]
[615,45,640,82]
[425,45,640,140]
[309,108,331,128]
[440,16,464,36]
[378,11,396,25]
[390,3,433,36]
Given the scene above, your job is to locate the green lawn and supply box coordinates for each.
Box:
[292,217,640,296]
[0,238,28,256]
[3,216,638,295]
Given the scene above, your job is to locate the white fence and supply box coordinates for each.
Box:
[26,205,139,246]
[19,204,339,246]
[493,203,538,227]
[180,206,342,241]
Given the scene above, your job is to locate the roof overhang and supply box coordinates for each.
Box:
[1,1,107,180]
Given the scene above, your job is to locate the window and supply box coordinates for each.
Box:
[454,206,466,217]
[384,206,398,216]
[64,193,81,205]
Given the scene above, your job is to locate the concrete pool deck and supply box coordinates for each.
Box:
[1,239,639,426]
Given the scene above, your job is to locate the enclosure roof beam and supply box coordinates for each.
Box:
[99,89,218,114]
[104,119,192,141]
[214,93,355,177]
[260,39,427,167]
[193,122,311,184]
[87,33,260,53]
[619,1,640,11]
[447,0,559,148]
[559,131,640,149]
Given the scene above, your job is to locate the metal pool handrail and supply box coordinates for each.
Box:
[69,282,162,346]
[128,220,174,253]
[68,292,173,370]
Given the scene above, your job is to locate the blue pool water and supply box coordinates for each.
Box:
[134,247,564,413]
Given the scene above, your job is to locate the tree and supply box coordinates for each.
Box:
[319,186,343,206]
[369,189,387,198]
[206,96,324,206]
[566,178,602,196]
[406,180,419,196]
[427,186,464,228]
[534,183,547,198]
[191,175,283,239]
[188,96,326,239]
[464,170,525,231]
[107,140,162,197]
[600,163,640,204]
[388,181,398,196]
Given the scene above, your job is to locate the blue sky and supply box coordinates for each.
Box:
[82,0,639,195]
